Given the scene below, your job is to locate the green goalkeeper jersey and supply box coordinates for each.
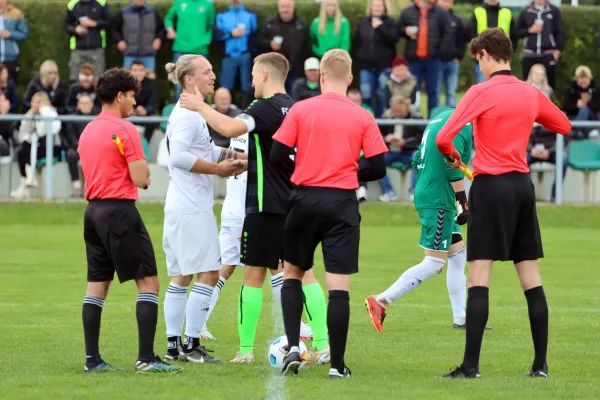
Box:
[412,109,473,211]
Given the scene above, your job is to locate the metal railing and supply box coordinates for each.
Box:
[2,114,599,205]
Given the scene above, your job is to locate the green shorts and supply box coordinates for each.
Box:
[418,208,461,252]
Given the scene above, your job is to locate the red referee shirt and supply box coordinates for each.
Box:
[78,111,146,200]
[436,71,571,176]
[273,92,388,190]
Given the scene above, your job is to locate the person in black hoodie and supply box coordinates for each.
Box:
[130,60,158,141]
[562,65,600,138]
[0,93,14,156]
[353,0,398,118]
[22,59,69,114]
[437,0,466,107]
[0,64,19,113]
[65,63,101,114]
[255,0,312,94]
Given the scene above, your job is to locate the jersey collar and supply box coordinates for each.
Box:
[490,70,512,78]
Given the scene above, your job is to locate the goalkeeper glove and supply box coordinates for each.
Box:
[455,190,468,226]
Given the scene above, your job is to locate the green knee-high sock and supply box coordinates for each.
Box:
[238,286,263,355]
[302,282,329,350]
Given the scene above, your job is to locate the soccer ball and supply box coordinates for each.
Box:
[268,335,308,369]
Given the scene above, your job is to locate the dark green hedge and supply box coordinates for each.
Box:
[11,1,600,108]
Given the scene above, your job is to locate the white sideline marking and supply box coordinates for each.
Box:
[265,296,288,400]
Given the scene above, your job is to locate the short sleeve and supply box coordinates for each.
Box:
[361,117,388,158]
[273,105,299,147]
[120,123,145,163]
[235,113,256,133]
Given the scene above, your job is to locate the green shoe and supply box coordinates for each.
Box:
[84,361,124,373]
[136,356,184,374]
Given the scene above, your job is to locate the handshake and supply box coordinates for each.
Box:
[215,159,247,178]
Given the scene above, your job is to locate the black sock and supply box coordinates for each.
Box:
[183,336,200,352]
[136,293,158,361]
[525,286,548,370]
[462,286,489,371]
[327,290,350,374]
[167,336,181,355]
[82,296,104,365]
[281,279,303,349]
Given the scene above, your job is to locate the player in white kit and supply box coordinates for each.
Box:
[161,55,246,364]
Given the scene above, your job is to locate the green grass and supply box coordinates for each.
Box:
[1,202,599,399]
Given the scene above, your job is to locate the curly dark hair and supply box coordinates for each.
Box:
[469,28,513,63]
[96,67,140,104]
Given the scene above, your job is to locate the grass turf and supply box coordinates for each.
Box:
[0,202,599,399]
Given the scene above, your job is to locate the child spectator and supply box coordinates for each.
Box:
[22,60,69,114]
[65,63,100,114]
[310,0,351,58]
[0,63,19,113]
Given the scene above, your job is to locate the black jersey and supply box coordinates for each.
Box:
[237,93,295,215]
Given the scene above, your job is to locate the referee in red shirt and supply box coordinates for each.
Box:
[435,29,571,379]
[271,49,389,378]
[78,68,182,374]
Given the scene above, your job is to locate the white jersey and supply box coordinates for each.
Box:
[221,133,248,226]
[164,102,215,214]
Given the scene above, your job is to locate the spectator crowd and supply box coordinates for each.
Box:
[0,0,598,203]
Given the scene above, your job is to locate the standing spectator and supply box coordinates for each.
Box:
[0,0,28,84]
[467,0,516,83]
[0,63,18,113]
[255,0,311,93]
[398,0,450,117]
[562,65,600,138]
[65,0,112,82]
[310,0,351,59]
[63,94,99,198]
[65,63,100,114]
[208,87,240,147]
[165,0,215,101]
[215,0,257,94]
[437,0,465,107]
[347,88,374,117]
[377,95,424,202]
[386,57,417,105]
[130,60,158,142]
[291,57,321,102]
[113,0,165,72]
[517,0,565,90]
[353,0,398,118]
[22,60,69,115]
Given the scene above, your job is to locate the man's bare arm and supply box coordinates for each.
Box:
[217,147,248,162]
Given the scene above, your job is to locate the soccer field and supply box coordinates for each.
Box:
[1,202,599,399]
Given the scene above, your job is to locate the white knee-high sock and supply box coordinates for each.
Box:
[164,283,188,337]
[185,283,214,339]
[446,247,467,324]
[271,272,284,309]
[379,256,446,304]
[204,276,227,327]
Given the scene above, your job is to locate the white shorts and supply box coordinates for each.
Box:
[163,212,221,276]
[219,224,244,267]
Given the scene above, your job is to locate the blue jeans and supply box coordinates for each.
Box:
[173,52,208,102]
[474,63,486,83]
[359,68,391,118]
[220,52,252,92]
[438,60,459,107]
[574,105,599,137]
[124,55,156,72]
[378,151,417,194]
[407,58,441,117]
[527,152,568,200]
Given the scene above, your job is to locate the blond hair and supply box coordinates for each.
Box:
[320,49,352,81]
[575,65,593,80]
[165,54,204,86]
[366,0,393,16]
[318,0,343,35]
[254,52,290,81]
[39,59,59,89]
[526,64,552,97]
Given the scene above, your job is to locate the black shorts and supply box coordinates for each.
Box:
[283,187,360,275]
[84,200,158,283]
[240,212,285,269]
[467,172,543,263]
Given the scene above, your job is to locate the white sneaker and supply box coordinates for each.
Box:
[9,178,30,200]
[200,326,215,340]
[356,186,368,202]
[25,164,38,188]
[300,322,313,340]
[378,192,398,202]
[230,352,254,363]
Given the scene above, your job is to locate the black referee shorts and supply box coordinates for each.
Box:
[84,200,158,283]
[467,172,543,263]
[240,212,285,270]
[283,187,360,275]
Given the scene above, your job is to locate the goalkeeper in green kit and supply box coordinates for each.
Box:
[366,109,491,332]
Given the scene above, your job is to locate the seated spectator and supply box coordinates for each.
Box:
[11,92,62,199]
[65,63,100,114]
[377,95,424,202]
[291,57,321,102]
[63,94,98,198]
[130,60,158,141]
[0,93,13,156]
[527,126,567,202]
[386,57,417,105]
[562,65,600,138]
[22,60,68,114]
[310,0,351,58]
[209,87,241,147]
[527,63,554,100]
[0,63,18,113]
[347,88,374,117]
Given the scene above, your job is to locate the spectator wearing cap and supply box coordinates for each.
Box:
[436,0,465,107]
[214,0,257,94]
[113,0,165,72]
[353,0,398,118]
[291,57,321,102]
[0,0,28,84]
[208,87,241,147]
[310,0,351,59]
[65,63,101,114]
[386,57,417,105]
[562,65,600,138]
[398,0,451,117]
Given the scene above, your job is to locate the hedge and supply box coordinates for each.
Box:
[11,1,600,109]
